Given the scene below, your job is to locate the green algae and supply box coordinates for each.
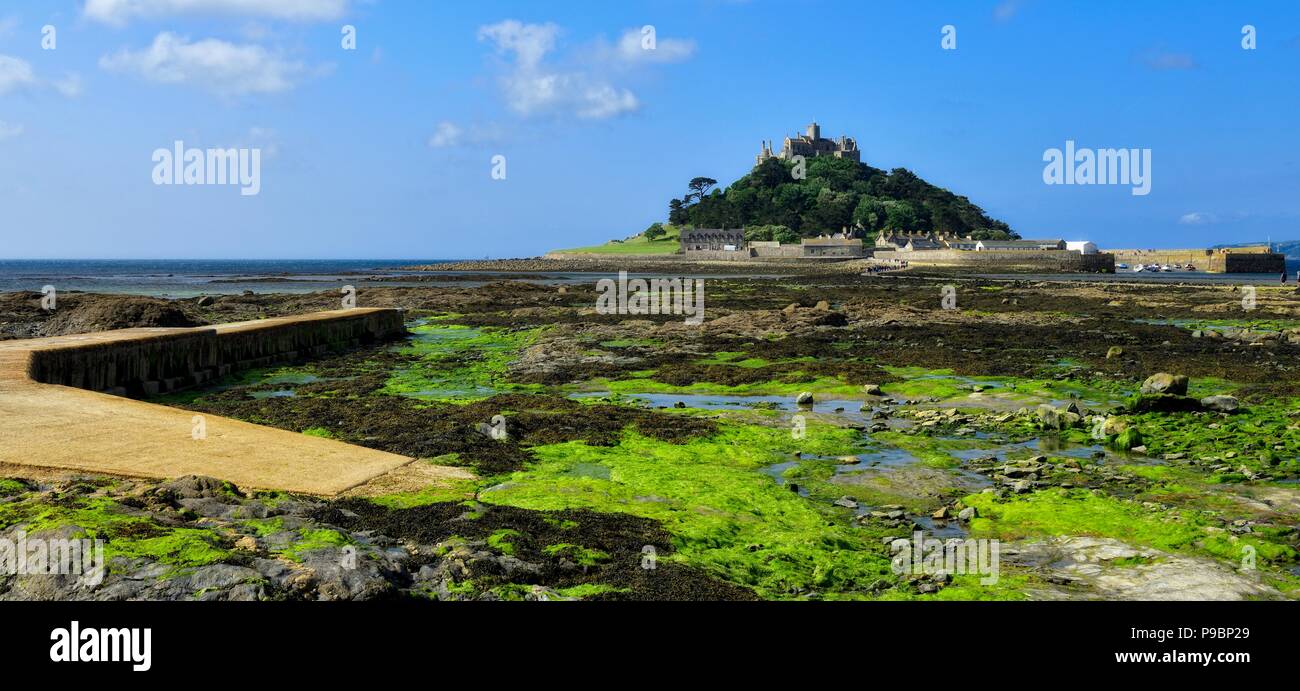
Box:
[964,488,1206,552]
[1122,403,1300,475]
[282,528,351,561]
[542,543,610,566]
[478,422,901,599]
[242,517,285,537]
[555,583,628,598]
[881,366,1122,407]
[111,529,229,571]
[0,495,229,572]
[964,488,1299,576]
[600,374,862,398]
[486,529,521,555]
[382,323,544,401]
[367,481,479,510]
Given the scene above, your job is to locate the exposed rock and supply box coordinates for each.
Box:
[155,475,238,501]
[1128,394,1202,413]
[1100,416,1129,436]
[1001,537,1284,601]
[795,391,815,406]
[1200,395,1240,413]
[1037,404,1080,430]
[1105,346,1124,359]
[1140,372,1189,396]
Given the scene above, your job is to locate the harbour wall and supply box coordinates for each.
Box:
[1110,247,1285,273]
[25,308,406,396]
[872,249,1115,273]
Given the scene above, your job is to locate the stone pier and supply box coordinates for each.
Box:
[0,309,434,496]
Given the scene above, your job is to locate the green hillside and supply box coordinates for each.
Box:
[669,156,1016,240]
[552,225,682,255]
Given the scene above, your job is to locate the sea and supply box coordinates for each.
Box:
[0,258,1297,298]
[0,259,456,298]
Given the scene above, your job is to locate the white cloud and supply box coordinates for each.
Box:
[613,28,695,64]
[85,0,349,26]
[427,121,505,149]
[0,55,37,95]
[478,20,559,71]
[1179,212,1218,225]
[0,54,81,98]
[477,20,648,120]
[53,74,83,97]
[0,120,23,140]
[574,84,638,119]
[994,0,1023,22]
[428,121,463,148]
[99,32,309,97]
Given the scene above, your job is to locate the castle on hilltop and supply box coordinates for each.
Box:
[757,121,860,165]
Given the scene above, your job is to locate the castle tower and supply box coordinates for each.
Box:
[807,121,820,140]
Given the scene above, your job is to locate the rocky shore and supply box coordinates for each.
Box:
[2,271,1298,600]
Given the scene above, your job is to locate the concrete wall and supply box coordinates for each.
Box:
[873,249,1115,273]
[26,308,406,396]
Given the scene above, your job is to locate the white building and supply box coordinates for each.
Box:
[1066,241,1098,255]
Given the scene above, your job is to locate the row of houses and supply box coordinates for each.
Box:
[875,232,1098,254]
[679,228,1099,259]
[679,228,866,258]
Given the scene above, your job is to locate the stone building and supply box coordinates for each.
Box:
[876,230,938,250]
[680,228,746,253]
[801,236,865,257]
[757,121,860,165]
[975,239,1066,251]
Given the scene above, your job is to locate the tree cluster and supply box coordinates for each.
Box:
[667,156,1017,240]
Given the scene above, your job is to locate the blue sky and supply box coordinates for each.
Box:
[1,0,1298,259]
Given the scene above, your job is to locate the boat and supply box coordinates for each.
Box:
[1161,264,1173,272]
[1133,264,1145,272]
[1117,263,1129,269]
